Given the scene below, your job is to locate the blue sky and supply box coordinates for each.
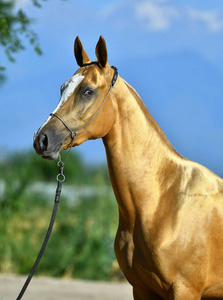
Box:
[1,0,223,175]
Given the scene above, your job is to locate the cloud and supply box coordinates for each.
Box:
[134,0,179,32]
[133,0,223,34]
[188,8,223,32]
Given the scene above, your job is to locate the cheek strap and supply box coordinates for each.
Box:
[50,66,118,144]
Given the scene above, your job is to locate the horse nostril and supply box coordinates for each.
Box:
[39,133,48,151]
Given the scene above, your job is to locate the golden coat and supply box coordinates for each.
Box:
[34,36,223,300]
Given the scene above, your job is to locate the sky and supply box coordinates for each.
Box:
[1,0,223,176]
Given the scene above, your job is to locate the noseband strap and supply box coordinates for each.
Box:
[50,66,118,145]
[49,113,77,139]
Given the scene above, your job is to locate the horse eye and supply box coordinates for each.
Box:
[83,88,94,97]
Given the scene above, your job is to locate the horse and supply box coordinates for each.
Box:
[33,36,223,300]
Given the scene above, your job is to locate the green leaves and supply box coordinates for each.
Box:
[0,0,43,83]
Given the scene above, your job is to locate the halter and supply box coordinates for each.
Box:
[50,66,118,145]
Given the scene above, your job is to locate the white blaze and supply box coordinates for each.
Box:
[53,73,84,114]
[38,74,84,132]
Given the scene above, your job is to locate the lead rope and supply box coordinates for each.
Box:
[16,136,75,300]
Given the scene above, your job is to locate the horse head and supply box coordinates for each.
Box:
[33,36,118,160]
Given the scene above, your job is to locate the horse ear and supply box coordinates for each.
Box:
[95,36,108,68]
[74,36,90,67]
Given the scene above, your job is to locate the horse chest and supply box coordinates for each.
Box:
[114,226,168,296]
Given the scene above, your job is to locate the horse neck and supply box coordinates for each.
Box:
[102,77,180,225]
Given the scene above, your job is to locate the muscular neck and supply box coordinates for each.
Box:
[102,78,181,227]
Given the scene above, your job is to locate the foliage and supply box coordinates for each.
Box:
[0,0,44,83]
[0,149,121,280]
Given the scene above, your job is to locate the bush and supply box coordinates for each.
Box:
[0,149,120,280]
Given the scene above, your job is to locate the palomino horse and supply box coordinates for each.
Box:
[33,36,223,300]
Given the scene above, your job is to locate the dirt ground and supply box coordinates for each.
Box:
[0,274,132,300]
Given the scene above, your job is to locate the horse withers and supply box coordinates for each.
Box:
[33,36,223,300]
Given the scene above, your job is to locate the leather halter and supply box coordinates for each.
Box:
[50,66,118,143]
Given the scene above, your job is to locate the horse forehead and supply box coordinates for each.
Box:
[59,73,84,107]
[61,73,84,95]
[82,65,104,85]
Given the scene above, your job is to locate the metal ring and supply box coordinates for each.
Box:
[71,131,77,138]
[57,160,64,167]
[56,173,65,182]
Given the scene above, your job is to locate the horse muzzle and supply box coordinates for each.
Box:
[33,128,64,160]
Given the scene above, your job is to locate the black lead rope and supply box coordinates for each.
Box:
[16,150,70,300]
[16,184,61,300]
